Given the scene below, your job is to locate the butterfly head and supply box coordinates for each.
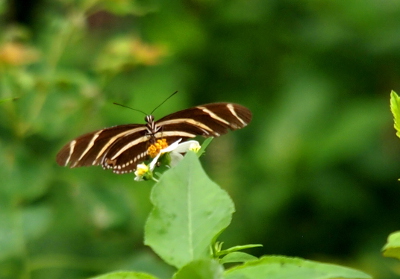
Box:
[145,115,154,123]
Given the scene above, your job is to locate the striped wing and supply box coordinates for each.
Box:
[102,103,252,173]
[56,124,149,172]
[155,103,252,137]
[56,102,252,174]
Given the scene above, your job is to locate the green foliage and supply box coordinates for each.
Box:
[145,152,235,268]
[224,256,371,279]
[91,271,158,279]
[219,252,258,265]
[91,153,371,278]
[381,93,400,275]
[197,137,213,157]
[390,90,400,138]
[1,0,400,278]
[382,231,400,260]
[172,260,223,279]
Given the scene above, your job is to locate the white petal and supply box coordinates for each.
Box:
[169,152,184,167]
[149,139,183,170]
[173,140,200,153]
[149,154,161,170]
[159,138,182,153]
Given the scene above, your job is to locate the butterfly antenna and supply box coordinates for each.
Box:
[113,103,147,115]
[150,91,178,115]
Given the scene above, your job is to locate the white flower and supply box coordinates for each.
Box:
[150,139,201,168]
[134,163,151,181]
[134,139,201,181]
[188,141,201,152]
[168,140,201,167]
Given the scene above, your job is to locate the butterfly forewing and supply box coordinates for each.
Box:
[157,103,252,137]
[56,102,252,174]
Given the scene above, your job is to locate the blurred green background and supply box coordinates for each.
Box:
[1,0,400,278]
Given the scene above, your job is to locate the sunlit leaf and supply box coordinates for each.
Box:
[172,259,223,279]
[91,271,158,279]
[145,152,235,269]
[390,90,400,138]
[382,231,400,260]
[224,256,371,279]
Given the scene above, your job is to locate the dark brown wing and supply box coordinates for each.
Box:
[56,124,147,172]
[56,103,252,175]
[155,103,252,137]
[100,103,252,174]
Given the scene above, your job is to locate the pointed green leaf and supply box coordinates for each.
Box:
[197,137,213,157]
[382,231,400,260]
[172,259,224,279]
[224,256,371,279]
[145,152,235,268]
[218,244,262,256]
[90,271,158,279]
[220,252,258,264]
[390,90,400,138]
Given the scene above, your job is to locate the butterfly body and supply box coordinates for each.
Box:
[56,102,252,174]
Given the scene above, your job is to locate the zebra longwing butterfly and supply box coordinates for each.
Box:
[56,102,252,174]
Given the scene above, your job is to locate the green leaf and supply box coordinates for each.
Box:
[224,256,372,279]
[0,199,24,260]
[0,97,19,104]
[382,231,400,260]
[172,259,224,279]
[390,90,400,138]
[197,137,213,157]
[220,252,258,264]
[90,271,158,279]
[98,0,149,16]
[218,244,263,256]
[145,152,235,269]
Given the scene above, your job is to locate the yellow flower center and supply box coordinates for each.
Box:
[189,142,201,153]
[135,163,149,176]
[147,139,169,158]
